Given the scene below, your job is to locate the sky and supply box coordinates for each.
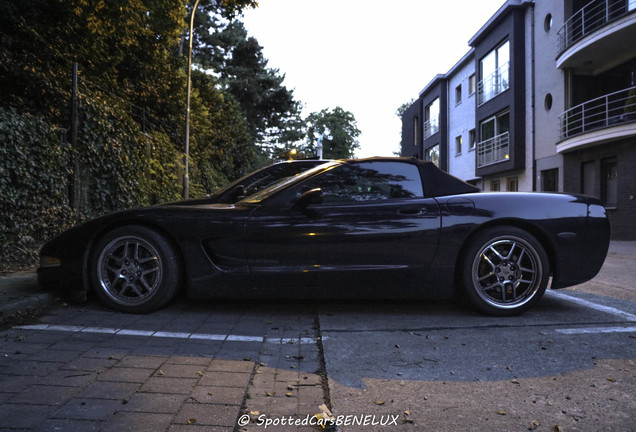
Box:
[241,0,506,158]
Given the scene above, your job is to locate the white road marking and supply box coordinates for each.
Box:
[556,326,636,335]
[226,335,264,342]
[546,290,636,322]
[14,324,322,344]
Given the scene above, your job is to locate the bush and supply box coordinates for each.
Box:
[74,95,183,215]
[0,97,186,272]
[0,108,74,271]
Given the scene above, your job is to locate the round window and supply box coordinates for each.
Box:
[544,14,553,32]
[544,93,553,111]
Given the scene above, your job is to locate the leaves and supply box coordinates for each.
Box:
[0,108,75,270]
[304,107,361,159]
[0,0,329,271]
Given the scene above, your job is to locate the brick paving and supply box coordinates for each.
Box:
[0,303,329,431]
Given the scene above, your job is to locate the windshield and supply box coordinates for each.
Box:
[240,161,342,204]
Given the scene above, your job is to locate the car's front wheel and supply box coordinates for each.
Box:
[90,226,181,313]
[460,226,549,316]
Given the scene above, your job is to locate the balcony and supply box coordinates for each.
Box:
[477,132,510,167]
[557,0,636,73]
[477,62,510,106]
[557,86,636,152]
[423,116,439,139]
[558,0,635,53]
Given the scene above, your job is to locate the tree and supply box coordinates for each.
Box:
[193,19,304,155]
[0,0,265,270]
[396,98,416,118]
[189,70,255,189]
[303,107,361,159]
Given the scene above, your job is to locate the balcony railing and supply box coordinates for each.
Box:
[559,86,636,139]
[423,116,439,139]
[477,132,510,168]
[477,62,510,106]
[557,0,636,54]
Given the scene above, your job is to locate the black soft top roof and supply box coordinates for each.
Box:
[346,157,480,198]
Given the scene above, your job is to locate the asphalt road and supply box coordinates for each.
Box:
[0,246,635,431]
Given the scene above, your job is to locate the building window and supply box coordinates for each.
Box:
[581,161,596,197]
[455,84,462,105]
[424,98,440,139]
[478,40,510,105]
[468,74,476,96]
[602,158,618,208]
[541,168,558,192]
[544,14,553,32]
[413,116,418,146]
[469,129,476,151]
[455,135,462,155]
[490,179,500,191]
[507,176,519,192]
[478,111,510,167]
[544,93,553,111]
[426,145,440,167]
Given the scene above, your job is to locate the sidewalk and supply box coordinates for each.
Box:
[0,269,58,321]
[2,241,636,321]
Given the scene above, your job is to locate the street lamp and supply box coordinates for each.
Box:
[184,0,200,199]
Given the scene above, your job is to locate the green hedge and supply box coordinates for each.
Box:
[0,98,186,272]
[0,107,73,270]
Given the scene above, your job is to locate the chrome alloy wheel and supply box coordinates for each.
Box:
[471,236,542,310]
[97,236,163,307]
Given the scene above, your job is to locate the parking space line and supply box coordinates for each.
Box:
[117,329,155,337]
[226,335,264,342]
[14,324,321,344]
[153,331,192,339]
[189,333,227,341]
[546,290,636,322]
[556,326,636,335]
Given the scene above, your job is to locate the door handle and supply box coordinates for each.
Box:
[397,207,427,216]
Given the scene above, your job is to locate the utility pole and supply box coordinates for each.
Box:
[184,0,200,199]
[71,62,79,209]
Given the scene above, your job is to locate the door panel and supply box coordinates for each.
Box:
[244,161,441,292]
[304,198,441,290]
[244,199,440,290]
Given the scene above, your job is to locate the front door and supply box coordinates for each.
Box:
[244,161,441,296]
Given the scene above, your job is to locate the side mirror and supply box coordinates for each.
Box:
[294,188,323,209]
[230,185,246,200]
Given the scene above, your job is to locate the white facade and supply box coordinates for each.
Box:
[446,52,479,186]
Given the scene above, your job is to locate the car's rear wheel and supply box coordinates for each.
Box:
[91,226,181,313]
[461,226,549,316]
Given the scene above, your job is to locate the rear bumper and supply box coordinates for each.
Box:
[551,202,610,289]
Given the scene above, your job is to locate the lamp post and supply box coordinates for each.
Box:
[184,0,200,199]
[316,136,323,160]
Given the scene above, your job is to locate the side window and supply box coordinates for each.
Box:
[302,162,424,203]
[243,163,314,196]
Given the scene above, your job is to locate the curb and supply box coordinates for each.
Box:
[0,292,57,321]
[0,271,57,322]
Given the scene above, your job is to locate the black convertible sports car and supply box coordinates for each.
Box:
[38,157,610,316]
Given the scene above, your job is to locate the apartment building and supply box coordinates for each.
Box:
[401,0,636,239]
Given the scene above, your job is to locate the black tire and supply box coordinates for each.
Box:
[460,226,549,316]
[90,225,181,313]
